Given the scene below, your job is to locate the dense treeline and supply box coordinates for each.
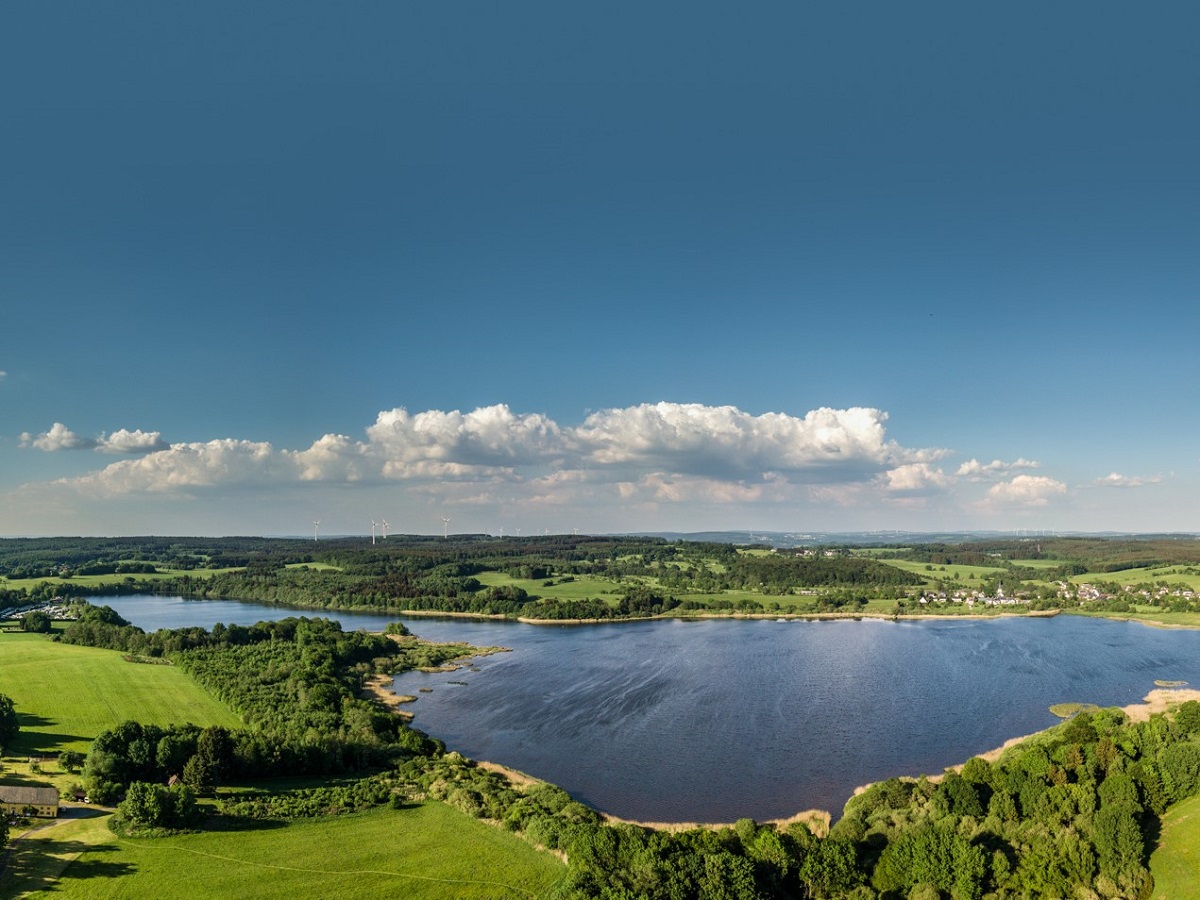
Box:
[900,537,1200,576]
[370,703,1200,898]
[65,606,479,802]
[1,536,923,620]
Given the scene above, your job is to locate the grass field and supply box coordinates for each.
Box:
[6,803,566,899]
[877,559,1009,583]
[0,567,241,593]
[0,632,241,755]
[1070,565,1200,591]
[1150,792,1200,900]
[475,571,625,601]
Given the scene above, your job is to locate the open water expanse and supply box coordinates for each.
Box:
[100,595,1200,822]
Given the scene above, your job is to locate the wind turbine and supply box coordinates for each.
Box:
[442,515,452,539]
[371,521,377,545]
[312,521,320,542]
[381,520,389,541]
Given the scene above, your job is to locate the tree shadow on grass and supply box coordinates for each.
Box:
[200,813,288,833]
[54,856,138,882]
[2,839,136,895]
[11,713,92,755]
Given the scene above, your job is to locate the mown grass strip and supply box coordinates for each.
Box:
[1150,792,1200,900]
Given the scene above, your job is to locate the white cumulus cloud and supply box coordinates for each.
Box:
[881,463,951,493]
[98,429,168,454]
[66,439,281,495]
[1093,472,1163,488]
[366,405,562,471]
[21,423,169,454]
[570,403,913,480]
[986,474,1067,507]
[20,422,97,451]
[956,458,1040,481]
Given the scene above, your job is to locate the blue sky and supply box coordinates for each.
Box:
[2,2,1198,537]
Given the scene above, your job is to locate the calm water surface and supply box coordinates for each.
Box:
[100,596,1200,821]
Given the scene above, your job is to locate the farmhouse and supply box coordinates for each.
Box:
[0,785,60,818]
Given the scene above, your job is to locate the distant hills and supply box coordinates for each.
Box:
[627,530,1200,548]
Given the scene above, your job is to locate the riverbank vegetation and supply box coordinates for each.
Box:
[9,534,1200,628]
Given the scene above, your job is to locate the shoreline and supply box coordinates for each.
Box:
[405,608,1067,627]
[852,687,1200,798]
[471,759,832,836]
[474,687,1200,829]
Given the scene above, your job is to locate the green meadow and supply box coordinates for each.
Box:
[0,631,565,899]
[1070,565,1200,591]
[8,803,566,900]
[1150,792,1200,900]
[0,632,241,755]
[1007,558,1067,570]
[876,559,1010,583]
[0,568,241,592]
[474,571,624,602]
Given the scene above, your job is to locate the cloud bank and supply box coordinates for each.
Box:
[12,402,1081,530]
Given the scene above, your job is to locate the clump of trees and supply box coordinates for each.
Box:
[0,692,19,751]
[20,610,53,633]
[112,781,199,834]
[72,612,462,806]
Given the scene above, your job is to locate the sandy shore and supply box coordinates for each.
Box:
[361,673,414,719]
[471,759,831,835]
[1121,688,1200,722]
[600,808,831,837]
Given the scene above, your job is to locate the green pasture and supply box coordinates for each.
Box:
[0,632,240,755]
[1008,558,1067,570]
[1150,792,1200,900]
[1070,565,1200,591]
[283,562,342,572]
[877,560,1009,583]
[7,803,566,899]
[0,568,240,593]
[475,571,624,602]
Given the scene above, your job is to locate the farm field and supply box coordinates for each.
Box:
[1149,792,1200,900]
[1070,565,1200,591]
[875,559,1010,582]
[0,568,241,592]
[0,632,241,755]
[474,571,622,602]
[7,803,566,900]
[1007,558,1067,569]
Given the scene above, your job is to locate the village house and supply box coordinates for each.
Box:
[0,785,60,818]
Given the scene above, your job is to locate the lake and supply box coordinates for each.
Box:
[98,595,1200,822]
